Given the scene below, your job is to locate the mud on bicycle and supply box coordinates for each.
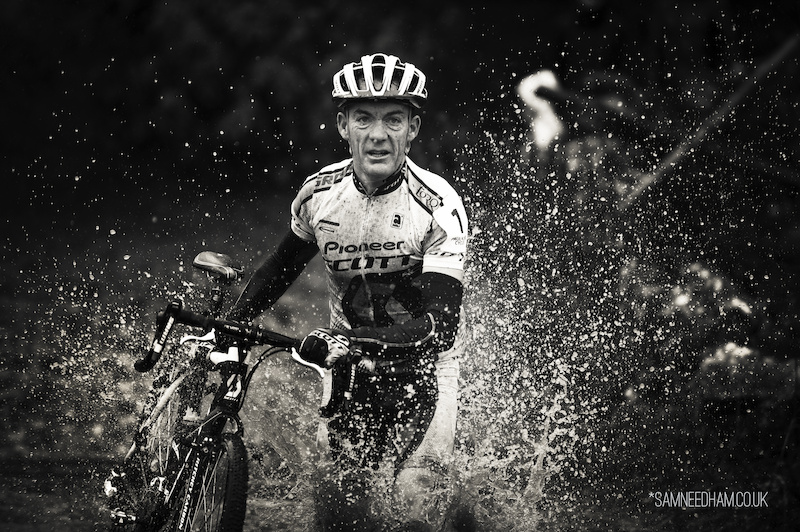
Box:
[103,251,322,531]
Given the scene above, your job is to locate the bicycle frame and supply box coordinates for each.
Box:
[108,251,304,531]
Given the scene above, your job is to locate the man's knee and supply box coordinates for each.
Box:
[393,461,452,531]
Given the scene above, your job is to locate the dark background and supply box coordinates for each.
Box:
[2,0,800,530]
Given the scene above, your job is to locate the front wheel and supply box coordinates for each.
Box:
[107,366,206,531]
[181,433,249,532]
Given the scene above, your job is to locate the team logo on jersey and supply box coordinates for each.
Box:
[391,213,404,228]
[415,185,441,210]
[322,240,412,272]
[314,173,343,189]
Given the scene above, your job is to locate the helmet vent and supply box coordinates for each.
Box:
[372,65,386,91]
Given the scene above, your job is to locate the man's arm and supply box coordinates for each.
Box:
[351,271,463,359]
[346,187,469,360]
[226,230,319,323]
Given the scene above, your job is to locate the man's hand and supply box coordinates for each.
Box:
[298,328,353,369]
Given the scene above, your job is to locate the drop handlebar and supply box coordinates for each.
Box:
[134,300,301,373]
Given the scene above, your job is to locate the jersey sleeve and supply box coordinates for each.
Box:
[422,192,469,275]
[226,230,319,323]
[290,180,317,243]
[352,271,463,360]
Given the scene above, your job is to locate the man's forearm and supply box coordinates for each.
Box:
[352,272,463,359]
[227,231,318,323]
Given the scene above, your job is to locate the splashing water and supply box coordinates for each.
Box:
[440,73,800,528]
[7,86,798,530]
[0,124,654,530]
[444,122,627,530]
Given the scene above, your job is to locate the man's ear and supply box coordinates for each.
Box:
[336,111,349,140]
[407,114,421,143]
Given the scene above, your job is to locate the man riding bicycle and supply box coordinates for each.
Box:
[226,52,468,531]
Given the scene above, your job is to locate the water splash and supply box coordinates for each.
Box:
[445,126,610,529]
[6,92,797,529]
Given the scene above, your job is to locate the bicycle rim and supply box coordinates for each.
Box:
[182,433,248,532]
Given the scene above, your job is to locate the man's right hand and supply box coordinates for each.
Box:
[298,328,353,369]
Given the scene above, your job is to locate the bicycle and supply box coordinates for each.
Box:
[104,251,322,531]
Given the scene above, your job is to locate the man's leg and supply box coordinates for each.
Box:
[313,459,379,532]
[313,375,385,531]
[393,357,459,531]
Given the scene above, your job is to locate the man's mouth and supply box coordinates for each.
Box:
[367,150,390,158]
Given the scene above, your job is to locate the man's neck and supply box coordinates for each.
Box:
[353,165,405,196]
[358,177,383,196]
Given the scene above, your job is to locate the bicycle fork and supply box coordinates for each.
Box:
[177,453,204,531]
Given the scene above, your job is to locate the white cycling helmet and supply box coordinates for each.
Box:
[332,53,428,109]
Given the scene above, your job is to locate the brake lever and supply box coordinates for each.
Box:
[179,329,217,345]
[134,305,178,373]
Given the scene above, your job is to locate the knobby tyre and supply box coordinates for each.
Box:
[178,433,249,532]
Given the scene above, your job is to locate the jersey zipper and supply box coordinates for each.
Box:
[358,193,375,324]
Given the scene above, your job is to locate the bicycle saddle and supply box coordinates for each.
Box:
[192,251,244,282]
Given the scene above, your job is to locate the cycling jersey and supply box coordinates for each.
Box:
[291,156,468,363]
[225,154,467,531]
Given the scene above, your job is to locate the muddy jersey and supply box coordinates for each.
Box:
[290,157,468,362]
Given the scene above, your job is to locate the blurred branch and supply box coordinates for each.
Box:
[618,32,800,211]
[534,85,679,144]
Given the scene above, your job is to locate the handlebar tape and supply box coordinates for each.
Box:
[134,306,177,372]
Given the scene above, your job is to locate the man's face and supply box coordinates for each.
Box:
[337,101,420,184]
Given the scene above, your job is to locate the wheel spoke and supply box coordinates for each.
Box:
[192,447,229,530]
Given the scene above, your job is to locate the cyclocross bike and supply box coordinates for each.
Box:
[104,251,322,531]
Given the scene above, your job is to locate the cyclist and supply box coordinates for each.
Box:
[226,52,468,531]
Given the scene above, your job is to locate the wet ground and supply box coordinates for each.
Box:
[0,457,306,532]
[0,457,111,531]
[3,456,800,532]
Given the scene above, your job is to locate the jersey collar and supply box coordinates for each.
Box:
[351,162,406,196]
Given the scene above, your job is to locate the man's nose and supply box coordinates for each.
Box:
[368,121,389,140]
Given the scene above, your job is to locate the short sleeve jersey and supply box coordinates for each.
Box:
[290,157,468,360]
